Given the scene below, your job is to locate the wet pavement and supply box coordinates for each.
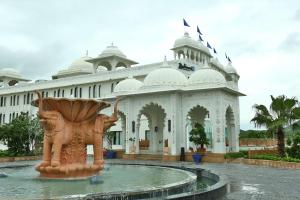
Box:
[106,159,300,200]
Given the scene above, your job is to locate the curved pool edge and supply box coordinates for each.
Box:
[81,163,228,200]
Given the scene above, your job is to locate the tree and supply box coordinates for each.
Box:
[0,113,43,155]
[251,95,300,157]
[189,123,209,149]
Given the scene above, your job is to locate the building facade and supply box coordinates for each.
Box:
[0,32,244,156]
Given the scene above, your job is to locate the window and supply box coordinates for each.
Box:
[70,88,73,96]
[42,91,45,98]
[98,85,101,97]
[93,85,96,98]
[13,95,16,106]
[46,92,48,97]
[9,114,11,123]
[79,88,82,98]
[88,86,91,98]
[113,131,121,145]
[0,97,3,107]
[2,114,5,124]
[10,96,12,106]
[74,87,78,98]
[27,93,30,104]
[23,94,26,104]
[31,93,33,101]
[111,83,114,93]
[4,97,6,106]
[57,89,60,97]
[17,96,19,105]
[0,114,2,124]
[62,90,65,97]
[54,91,56,97]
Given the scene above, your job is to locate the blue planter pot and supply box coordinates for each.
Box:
[192,153,202,164]
[106,151,117,159]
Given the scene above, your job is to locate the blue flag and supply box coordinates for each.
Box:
[213,48,217,54]
[197,26,203,35]
[225,53,228,59]
[183,18,190,27]
[207,42,212,49]
[199,35,203,42]
[228,57,232,63]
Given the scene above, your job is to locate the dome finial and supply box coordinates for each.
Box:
[162,56,169,68]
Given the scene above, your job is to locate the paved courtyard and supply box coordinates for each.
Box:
[106,159,300,200]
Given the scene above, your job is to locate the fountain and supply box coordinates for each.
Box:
[33,91,120,178]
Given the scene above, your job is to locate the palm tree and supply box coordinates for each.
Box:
[251,95,300,157]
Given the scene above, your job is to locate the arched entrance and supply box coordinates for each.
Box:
[225,106,235,152]
[186,105,212,151]
[137,103,166,154]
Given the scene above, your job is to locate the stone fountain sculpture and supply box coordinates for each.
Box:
[33,91,120,178]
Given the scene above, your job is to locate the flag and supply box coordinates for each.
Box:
[228,57,232,63]
[207,42,212,49]
[199,35,203,42]
[197,26,203,35]
[213,48,217,54]
[183,18,190,27]
[225,53,228,59]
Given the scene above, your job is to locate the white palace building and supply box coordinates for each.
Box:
[0,32,244,158]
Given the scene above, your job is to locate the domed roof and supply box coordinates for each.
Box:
[210,58,224,70]
[173,32,211,55]
[99,44,126,58]
[188,67,226,87]
[143,61,187,87]
[225,62,238,74]
[114,76,143,93]
[68,55,93,72]
[0,68,22,78]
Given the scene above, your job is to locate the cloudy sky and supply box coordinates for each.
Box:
[0,0,299,129]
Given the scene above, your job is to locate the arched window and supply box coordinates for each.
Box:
[54,91,56,97]
[70,88,73,96]
[79,88,82,98]
[58,89,60,97]
[27,93,30,104]
[74,87,78,98]
[89,86,91,98]
[42,91,45,98]
[98,85,101,97]
[111,83,114,93]
[31,93,33,101]
[13,95,16,106]
[93,85,96,98]
[17,95,19,105]
[9,113,11,123]
[23,94,26,104]
[4,97,6,106]
[62,90,65,97]
[46,92,48,97]
[3,114,5,123]
[10,96,12,106]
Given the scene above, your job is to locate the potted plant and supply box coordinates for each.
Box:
[189,123,210,164]
[105,131,117,159]
[129,137,136,154]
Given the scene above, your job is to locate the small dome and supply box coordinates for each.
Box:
[114,76,143,93]
[69,55,93,72]
[210,58,225,70]
[99,44,126,58]
[225,62,238,74]
[174,32,211,55]
[144,65,187,87]
[0,68,22,78]
[188,67,226,87]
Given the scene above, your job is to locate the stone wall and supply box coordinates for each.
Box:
[239,138,277,147]
[0,156,41,163]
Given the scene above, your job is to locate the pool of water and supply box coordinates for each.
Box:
[0,163,200,199]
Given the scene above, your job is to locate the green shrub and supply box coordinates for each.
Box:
[250,154,281,161]
[286,132,300,159]
[224,151,248,159]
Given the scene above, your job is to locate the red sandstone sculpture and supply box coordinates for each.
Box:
[33,91,120,178]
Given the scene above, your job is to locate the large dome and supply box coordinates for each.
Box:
[99,45,126,58]
[210,58,225,70]
[143,66,187,87]
[0,68,22,78]
[114,76,143,93]
[188,67,226,87]
[225,62,238,74]
[68,56,93,72]
[173,32,211,55]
